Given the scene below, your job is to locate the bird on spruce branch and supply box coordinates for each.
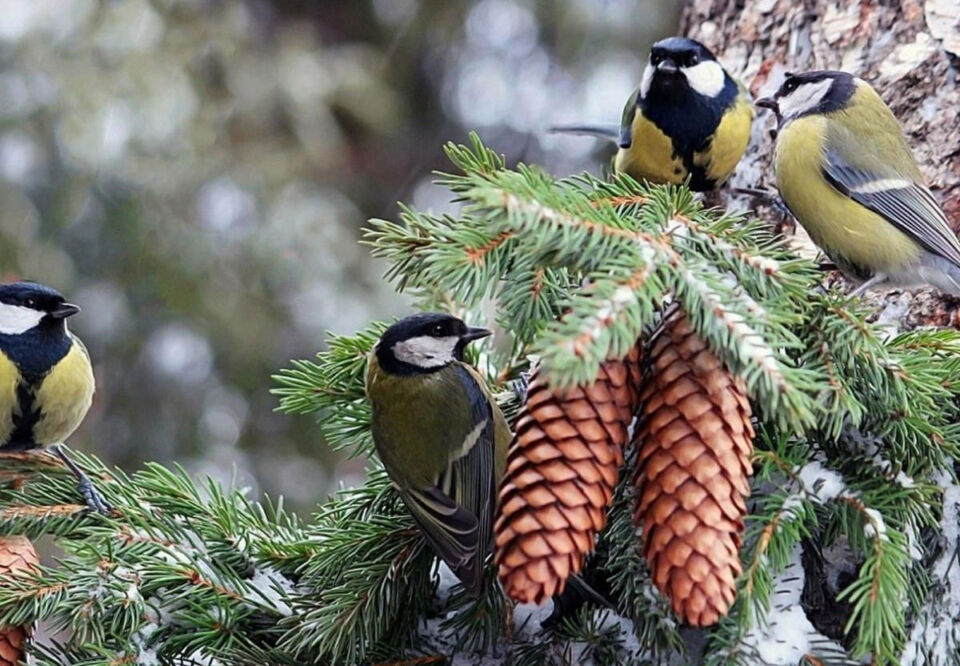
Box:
[366,313,510,594]
[0,281,107,513]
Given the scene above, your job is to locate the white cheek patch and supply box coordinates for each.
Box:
[392,335,459,369]
[779,79,833,120]
[0,303,44,335]
[639,64,655,99]
[682,61,725,97]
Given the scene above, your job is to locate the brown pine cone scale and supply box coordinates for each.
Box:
[494,346,641,604]
[633,310,753,627]
[0,536,38,665]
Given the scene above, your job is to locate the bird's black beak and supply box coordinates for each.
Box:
[461,327,492,343]
[50,303,80,319]
[755,97,779,112]
[656,58,679,75]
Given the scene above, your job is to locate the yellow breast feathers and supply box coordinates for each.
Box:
[0,351,18,444]
[775,114,919,272]
[32,338,95,446]
[695,95,752,186]
[615,113,686,185]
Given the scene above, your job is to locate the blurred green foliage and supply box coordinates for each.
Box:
[0,0,678,510]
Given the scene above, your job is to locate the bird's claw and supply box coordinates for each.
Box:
[77,474,112,515]
[54,445,113,515]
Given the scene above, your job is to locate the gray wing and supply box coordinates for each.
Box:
[822,149,960,267]
[401,364,495,594]
[618,87,641,149]
[400,486,482,590]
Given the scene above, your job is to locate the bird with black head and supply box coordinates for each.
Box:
[757,70,960,296]
[0,281,108,513]
[365,313,510,594]
[551,36,753,191]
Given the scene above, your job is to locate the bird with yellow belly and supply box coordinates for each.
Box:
[0,281,107,513]
[756,70,960,296]
[552,37,753,191]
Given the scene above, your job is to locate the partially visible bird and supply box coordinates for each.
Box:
[757,71,960,296]
[366,313,510,594]
[550,36,753,191]
[0,281,107,512]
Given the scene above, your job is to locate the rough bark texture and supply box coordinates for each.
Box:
[682,0,960,325]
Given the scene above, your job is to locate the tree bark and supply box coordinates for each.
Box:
[682,0,960,326]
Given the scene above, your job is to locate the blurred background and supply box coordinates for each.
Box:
[0,0,679,511]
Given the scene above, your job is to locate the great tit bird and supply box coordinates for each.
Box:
[757,71,960,296]
[0,281,106,512]
[551,36,753,191]
[366,313,510,594]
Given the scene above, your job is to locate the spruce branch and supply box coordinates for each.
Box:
[3,134,960,664]
[395,136,821,430]
[266,135,960,664]
[272,322,386,457]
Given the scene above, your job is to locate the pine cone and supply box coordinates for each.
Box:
[633,310,753,626]
[0,536,38,665]
[494,345,642,604]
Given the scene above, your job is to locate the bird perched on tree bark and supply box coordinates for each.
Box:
[550,36,753,191]
[365,313,510,594]
[0,281,107,512]
[757,71,960,296]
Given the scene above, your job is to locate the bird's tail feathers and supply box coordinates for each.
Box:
[915,254,960,297]
[547,123,620,143]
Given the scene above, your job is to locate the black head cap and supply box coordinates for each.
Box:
[650,37,718,69]
[0,281,78,318]
[0,281,79,333]
[757,70,856,124]
[375,312,491,375]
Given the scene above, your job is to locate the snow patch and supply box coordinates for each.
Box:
[863,508,887,541]
[900,471,960,663]
[513,599,555,641]
[434,561,460,604]
[895,471,916,489]
[185,649,222,666]
[136,650,160,666]
[780,493,806,519]
[905,520,923,562]
[246,567,295,617]
[795,459,847,503]
[744,546,846,664]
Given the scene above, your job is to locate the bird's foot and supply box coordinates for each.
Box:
[54,445,112,515]
[848,274,887,299]
[732,187,792,217]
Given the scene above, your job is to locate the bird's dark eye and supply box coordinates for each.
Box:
[432,324,445,335]
[686,53,700,66]
[25,298,35,308]
[650,53,662,64]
